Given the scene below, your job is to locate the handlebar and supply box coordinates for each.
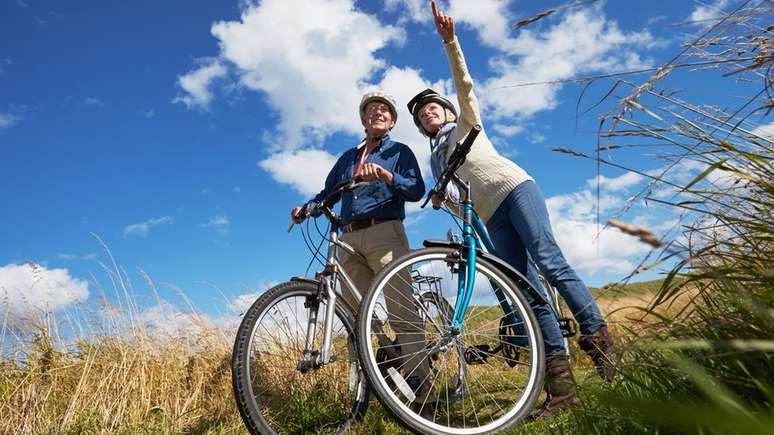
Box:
[421,124,482,209]
[288,176,367,232]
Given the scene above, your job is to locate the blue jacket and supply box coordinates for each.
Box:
[310,136,425,225]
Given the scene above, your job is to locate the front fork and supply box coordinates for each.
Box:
[297,274,338,372]
[451,201,477,330]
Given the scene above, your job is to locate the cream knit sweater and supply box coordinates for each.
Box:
[438,37,533,223]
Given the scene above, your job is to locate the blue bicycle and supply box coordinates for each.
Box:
[356,125,552,434]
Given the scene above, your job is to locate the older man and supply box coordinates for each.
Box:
[291,90,433,400]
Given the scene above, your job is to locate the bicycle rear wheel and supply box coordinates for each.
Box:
[358,247,545,434]
[232,281,369,434]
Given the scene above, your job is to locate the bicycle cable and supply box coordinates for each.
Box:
[301,218,327,276]
[313,216,332,245]
[440,204,470,242]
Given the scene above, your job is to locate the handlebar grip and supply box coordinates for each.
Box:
[459,124,481,154]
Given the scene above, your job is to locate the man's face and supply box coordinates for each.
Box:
[361,101,395,137]
[418,102,453,134]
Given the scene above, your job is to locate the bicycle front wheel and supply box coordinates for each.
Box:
[232,281,369,434]
[358,247,545,434]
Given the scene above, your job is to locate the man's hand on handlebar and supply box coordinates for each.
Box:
[288,177,371,232]
[290,202,319,224]
[290,206,305,224]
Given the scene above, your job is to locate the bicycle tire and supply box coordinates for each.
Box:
[357,247,545,434]
[232,281,369,434]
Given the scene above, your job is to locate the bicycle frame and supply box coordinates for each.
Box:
[445,178,572,346]
[306,225,364,366]
[448,177,520,332]
[304,222,416,367]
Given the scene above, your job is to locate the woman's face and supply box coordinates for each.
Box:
[418,102,453,135]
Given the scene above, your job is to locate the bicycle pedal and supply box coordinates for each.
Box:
[464,344,493,365]
[558,317,577,338]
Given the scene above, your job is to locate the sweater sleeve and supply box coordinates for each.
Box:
[443,37,482,134]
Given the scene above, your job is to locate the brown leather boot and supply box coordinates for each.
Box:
[531,354,581,419]
[579,325,617,381]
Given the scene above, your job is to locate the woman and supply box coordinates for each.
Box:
[410,0,616,417]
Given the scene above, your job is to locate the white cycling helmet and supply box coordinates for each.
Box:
[359,90,398,122]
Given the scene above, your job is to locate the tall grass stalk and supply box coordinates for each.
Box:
[551,2,774,433]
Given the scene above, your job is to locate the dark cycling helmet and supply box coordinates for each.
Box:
[407,88,458,136]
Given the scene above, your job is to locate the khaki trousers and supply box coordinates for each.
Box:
[339,220,431,382]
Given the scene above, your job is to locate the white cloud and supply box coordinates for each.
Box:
[586,172,644,192]
[173,59,228,110]
[179,1,657,201]
[57,253,97,261]
[751,122,774,141]
[449,0,514,50]
[143,109,155,118]
[493,124,525,137]
[228,292,261,316]
[647,15,667,25]
[136,301,206,337]
[218,280,279,330]
[123,216,174,238]
[385,0,425,23]
[477,4,657,121]
[0,262,89,323]
[689,0,731,25]
[545,172,651,275]
[202,215,230,234]
[259,149,338,196]
[258,66,448,197]
[528,132,546,144]
[0,112,21,129]
[209,0,404,149]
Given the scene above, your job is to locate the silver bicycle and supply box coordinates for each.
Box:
[231,177,462,434]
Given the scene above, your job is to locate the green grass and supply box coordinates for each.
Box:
[590,277,683,298]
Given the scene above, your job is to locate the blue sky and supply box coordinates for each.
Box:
[1,0,753,329]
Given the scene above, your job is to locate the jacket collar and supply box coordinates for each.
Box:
[357,133,391,151]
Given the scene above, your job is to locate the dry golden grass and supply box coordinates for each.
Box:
[0,326,243,434]
[0,262,666,435]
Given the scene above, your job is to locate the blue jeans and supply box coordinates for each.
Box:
[486,181,606,356]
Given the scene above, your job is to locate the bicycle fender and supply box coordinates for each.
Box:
[290,276,320,286]
[422,240,548,305]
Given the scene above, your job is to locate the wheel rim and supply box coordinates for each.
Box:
[363,251,542,434]
[244,289,365,433]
